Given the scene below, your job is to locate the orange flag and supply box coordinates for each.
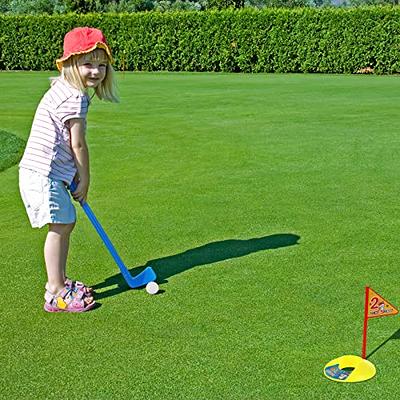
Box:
[367,287,398,319]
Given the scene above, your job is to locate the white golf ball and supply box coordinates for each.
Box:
[146,281,159,295]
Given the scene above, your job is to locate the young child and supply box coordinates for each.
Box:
[19,27,119,312]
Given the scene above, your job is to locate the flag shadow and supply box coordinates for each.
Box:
[92,233,300,300]
[367,328,400,359]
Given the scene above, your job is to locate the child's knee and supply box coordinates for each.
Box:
[48,222,75,236]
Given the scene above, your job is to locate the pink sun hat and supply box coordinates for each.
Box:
[56,27,113,71]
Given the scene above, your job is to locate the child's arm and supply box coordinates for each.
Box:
[70,118,90,203]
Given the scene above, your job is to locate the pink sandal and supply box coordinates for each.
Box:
[44,286,96,313]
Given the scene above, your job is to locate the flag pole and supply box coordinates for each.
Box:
[362,286,369,359]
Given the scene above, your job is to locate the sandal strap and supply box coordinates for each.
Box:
[65,278,93,294]
[44,290,54,304]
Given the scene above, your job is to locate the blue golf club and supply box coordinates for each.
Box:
[69,181,156,288]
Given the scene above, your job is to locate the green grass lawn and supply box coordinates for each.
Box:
[0,129,25,172]
[1,71,400,399]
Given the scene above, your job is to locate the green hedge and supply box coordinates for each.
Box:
[1,8,400,73]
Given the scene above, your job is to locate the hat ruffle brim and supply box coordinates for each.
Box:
[56,42,113,71]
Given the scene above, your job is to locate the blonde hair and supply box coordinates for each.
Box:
[59,48,119,103]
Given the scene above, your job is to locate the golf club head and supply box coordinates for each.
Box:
[126,266,157,288]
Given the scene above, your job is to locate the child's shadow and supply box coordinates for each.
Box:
[93,233,300,300]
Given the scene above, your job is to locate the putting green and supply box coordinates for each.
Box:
[1,72,400,399]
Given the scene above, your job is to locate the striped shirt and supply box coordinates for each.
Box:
[19,78,90,185]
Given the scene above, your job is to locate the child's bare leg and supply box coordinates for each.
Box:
[44,223,75,294]
[44,223,94,308]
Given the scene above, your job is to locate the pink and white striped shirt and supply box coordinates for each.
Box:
[19,78,90,185]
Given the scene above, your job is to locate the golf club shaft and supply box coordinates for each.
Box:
[80,202,134,284]
[68,181,134,283]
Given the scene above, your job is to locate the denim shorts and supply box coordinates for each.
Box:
[19,168,76,228]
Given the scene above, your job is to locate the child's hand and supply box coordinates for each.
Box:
[72,180,89,203]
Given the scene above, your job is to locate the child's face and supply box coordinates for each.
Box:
[77,50,108,89]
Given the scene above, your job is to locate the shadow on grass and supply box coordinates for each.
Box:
[367,328,400,359]
[92,233,300,300]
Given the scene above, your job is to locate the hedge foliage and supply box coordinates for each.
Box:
[0,8,400,73]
